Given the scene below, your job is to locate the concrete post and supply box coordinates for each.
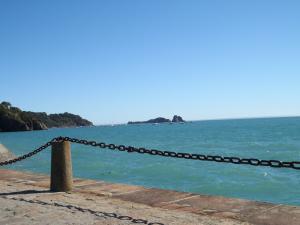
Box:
[50,141,73,192]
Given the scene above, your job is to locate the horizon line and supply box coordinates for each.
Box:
[94,115,300,126]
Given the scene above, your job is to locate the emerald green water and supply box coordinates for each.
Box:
[0,117,300,205]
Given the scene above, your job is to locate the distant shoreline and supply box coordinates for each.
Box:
[93,115,300,126]
[0,101,93,132]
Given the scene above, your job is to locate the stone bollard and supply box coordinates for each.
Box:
[50,141,73,192]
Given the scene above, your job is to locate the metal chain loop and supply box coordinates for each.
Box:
[62,136,300,170]
[0,136,299,170]
[0,138,58,167]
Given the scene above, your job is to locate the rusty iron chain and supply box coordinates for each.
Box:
[1,136,300,170]
[58,136,300,170]
[0,138,58,167]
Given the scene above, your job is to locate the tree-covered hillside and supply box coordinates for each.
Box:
[0,102,93,132]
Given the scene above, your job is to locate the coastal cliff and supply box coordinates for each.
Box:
[0,101,93,132]
[128,115,185,124]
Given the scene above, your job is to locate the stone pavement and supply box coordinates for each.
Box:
[0,169,299,225]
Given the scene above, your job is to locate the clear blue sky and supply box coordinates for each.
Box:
[1,0,299,124]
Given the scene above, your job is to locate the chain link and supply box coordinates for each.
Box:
[57,136,300,170]
[1,136,299,170]
[0,137,60,167]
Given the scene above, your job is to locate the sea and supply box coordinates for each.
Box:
[0,117,300,206]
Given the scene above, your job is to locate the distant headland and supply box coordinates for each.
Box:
[128,115,185,124]
[0,101,93,132]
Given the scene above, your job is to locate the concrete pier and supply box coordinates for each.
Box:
[0,169,299,224]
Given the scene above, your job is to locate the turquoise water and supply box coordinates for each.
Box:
[0,117,300,206]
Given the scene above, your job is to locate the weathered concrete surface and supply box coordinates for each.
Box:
[0,169,299,225]
[0,144,15,161]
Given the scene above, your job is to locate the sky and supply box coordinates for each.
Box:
[0,0,299,124]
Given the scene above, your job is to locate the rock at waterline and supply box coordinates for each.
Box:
[171,115,185,123]
[128,115,186,124]
[0,144,15,161]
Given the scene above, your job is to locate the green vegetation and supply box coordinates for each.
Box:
[0,102,93,132]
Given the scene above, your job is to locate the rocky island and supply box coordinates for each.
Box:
[128,115,185,124]
[0,101,93,132]
[171,115,185,123]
